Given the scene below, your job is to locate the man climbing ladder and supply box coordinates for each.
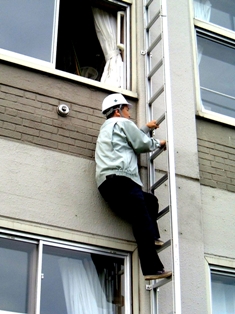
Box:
[95,93,172,280]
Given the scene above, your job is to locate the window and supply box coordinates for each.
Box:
[194,0,235,31]
[211,267,235,314]
[0,237,37,313]
[0,0,130,89]
[0,232,131,314]
[193,0,235,125]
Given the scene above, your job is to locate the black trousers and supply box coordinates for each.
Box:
[98,175,164,275]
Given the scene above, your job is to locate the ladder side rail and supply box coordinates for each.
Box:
[144,1,155,189]
[161,0,181,313]
[150,289,158,314]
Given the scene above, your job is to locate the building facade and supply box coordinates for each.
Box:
[0,0,234,313]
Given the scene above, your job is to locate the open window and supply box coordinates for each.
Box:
[0,0,130,89]
[56,0,129,88]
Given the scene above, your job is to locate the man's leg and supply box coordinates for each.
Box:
[127,182,164,275]
[99,176,164,275]
[143,192,161,241]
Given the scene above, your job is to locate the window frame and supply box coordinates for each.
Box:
[0,230,132,314]
[0,0,136,96]
[205,255,235,314]
[193,6,235,126]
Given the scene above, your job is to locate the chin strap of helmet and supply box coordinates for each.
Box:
[105,104,124,119]
[117,105,124,117]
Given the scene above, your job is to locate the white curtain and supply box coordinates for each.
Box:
[194,0,212,64]
[212,281,235,314]
[59,257,114,314]
[92,7,123,88]
[197,43,203,65]
[194,0,212,21]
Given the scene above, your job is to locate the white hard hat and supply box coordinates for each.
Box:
[102,93,131,114]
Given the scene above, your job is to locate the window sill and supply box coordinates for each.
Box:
[194,19,235,40]
[196,109,235,127]
[0,54,138,99]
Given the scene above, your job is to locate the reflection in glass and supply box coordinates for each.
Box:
[0,237,37,313]
[197,35,235,118]
[41,245,125,314]
[0,0,56,62]
[194,0,235,31]
[211,271,235,314]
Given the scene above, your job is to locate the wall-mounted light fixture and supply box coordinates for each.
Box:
[57,104,69,117]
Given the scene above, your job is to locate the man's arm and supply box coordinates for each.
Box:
[140,120,166,148]
[119,119,166,154]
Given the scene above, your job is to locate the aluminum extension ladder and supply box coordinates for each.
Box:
[142,0,181,313]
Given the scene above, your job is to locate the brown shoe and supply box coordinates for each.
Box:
[154,239,164,247]
[144,270,172,280]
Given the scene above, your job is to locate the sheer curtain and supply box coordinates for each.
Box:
[194,0,212,64]
[194,0,212,21]
[59,257,114,314]
[197,43,203,65]
[92,7,123,88]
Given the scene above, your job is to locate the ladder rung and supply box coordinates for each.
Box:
[145,0,154,9]
[156,112,166,125]
[150,146,165,161]
[157,205,169,219]
[146,10,161,31]
[146,276,172,291]
[147,59,163,80]
[148,85,164,106]
[147,34,162,55]
[156,239,171,253]
[150,173,168,191]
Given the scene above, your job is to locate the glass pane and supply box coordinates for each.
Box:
[194,0,235,32]
[0,0,56,62]
[197,35,235,118]
[211,271,235,314]
[0,237,37,313]
[41,245,125,314]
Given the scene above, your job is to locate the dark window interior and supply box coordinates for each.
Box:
[56,0,124,81]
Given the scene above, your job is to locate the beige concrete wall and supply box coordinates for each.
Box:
[0,137,135,245]
[202,185,235,258]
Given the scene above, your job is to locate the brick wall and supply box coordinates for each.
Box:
[0,63,111,160]
[197,119,235,192]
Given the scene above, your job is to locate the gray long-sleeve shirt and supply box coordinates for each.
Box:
[95,117,161,187]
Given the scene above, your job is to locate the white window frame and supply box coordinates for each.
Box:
[193,13,235,126]
[0,0,136,96]
[0,229,132,314]
[205,255,235,314]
